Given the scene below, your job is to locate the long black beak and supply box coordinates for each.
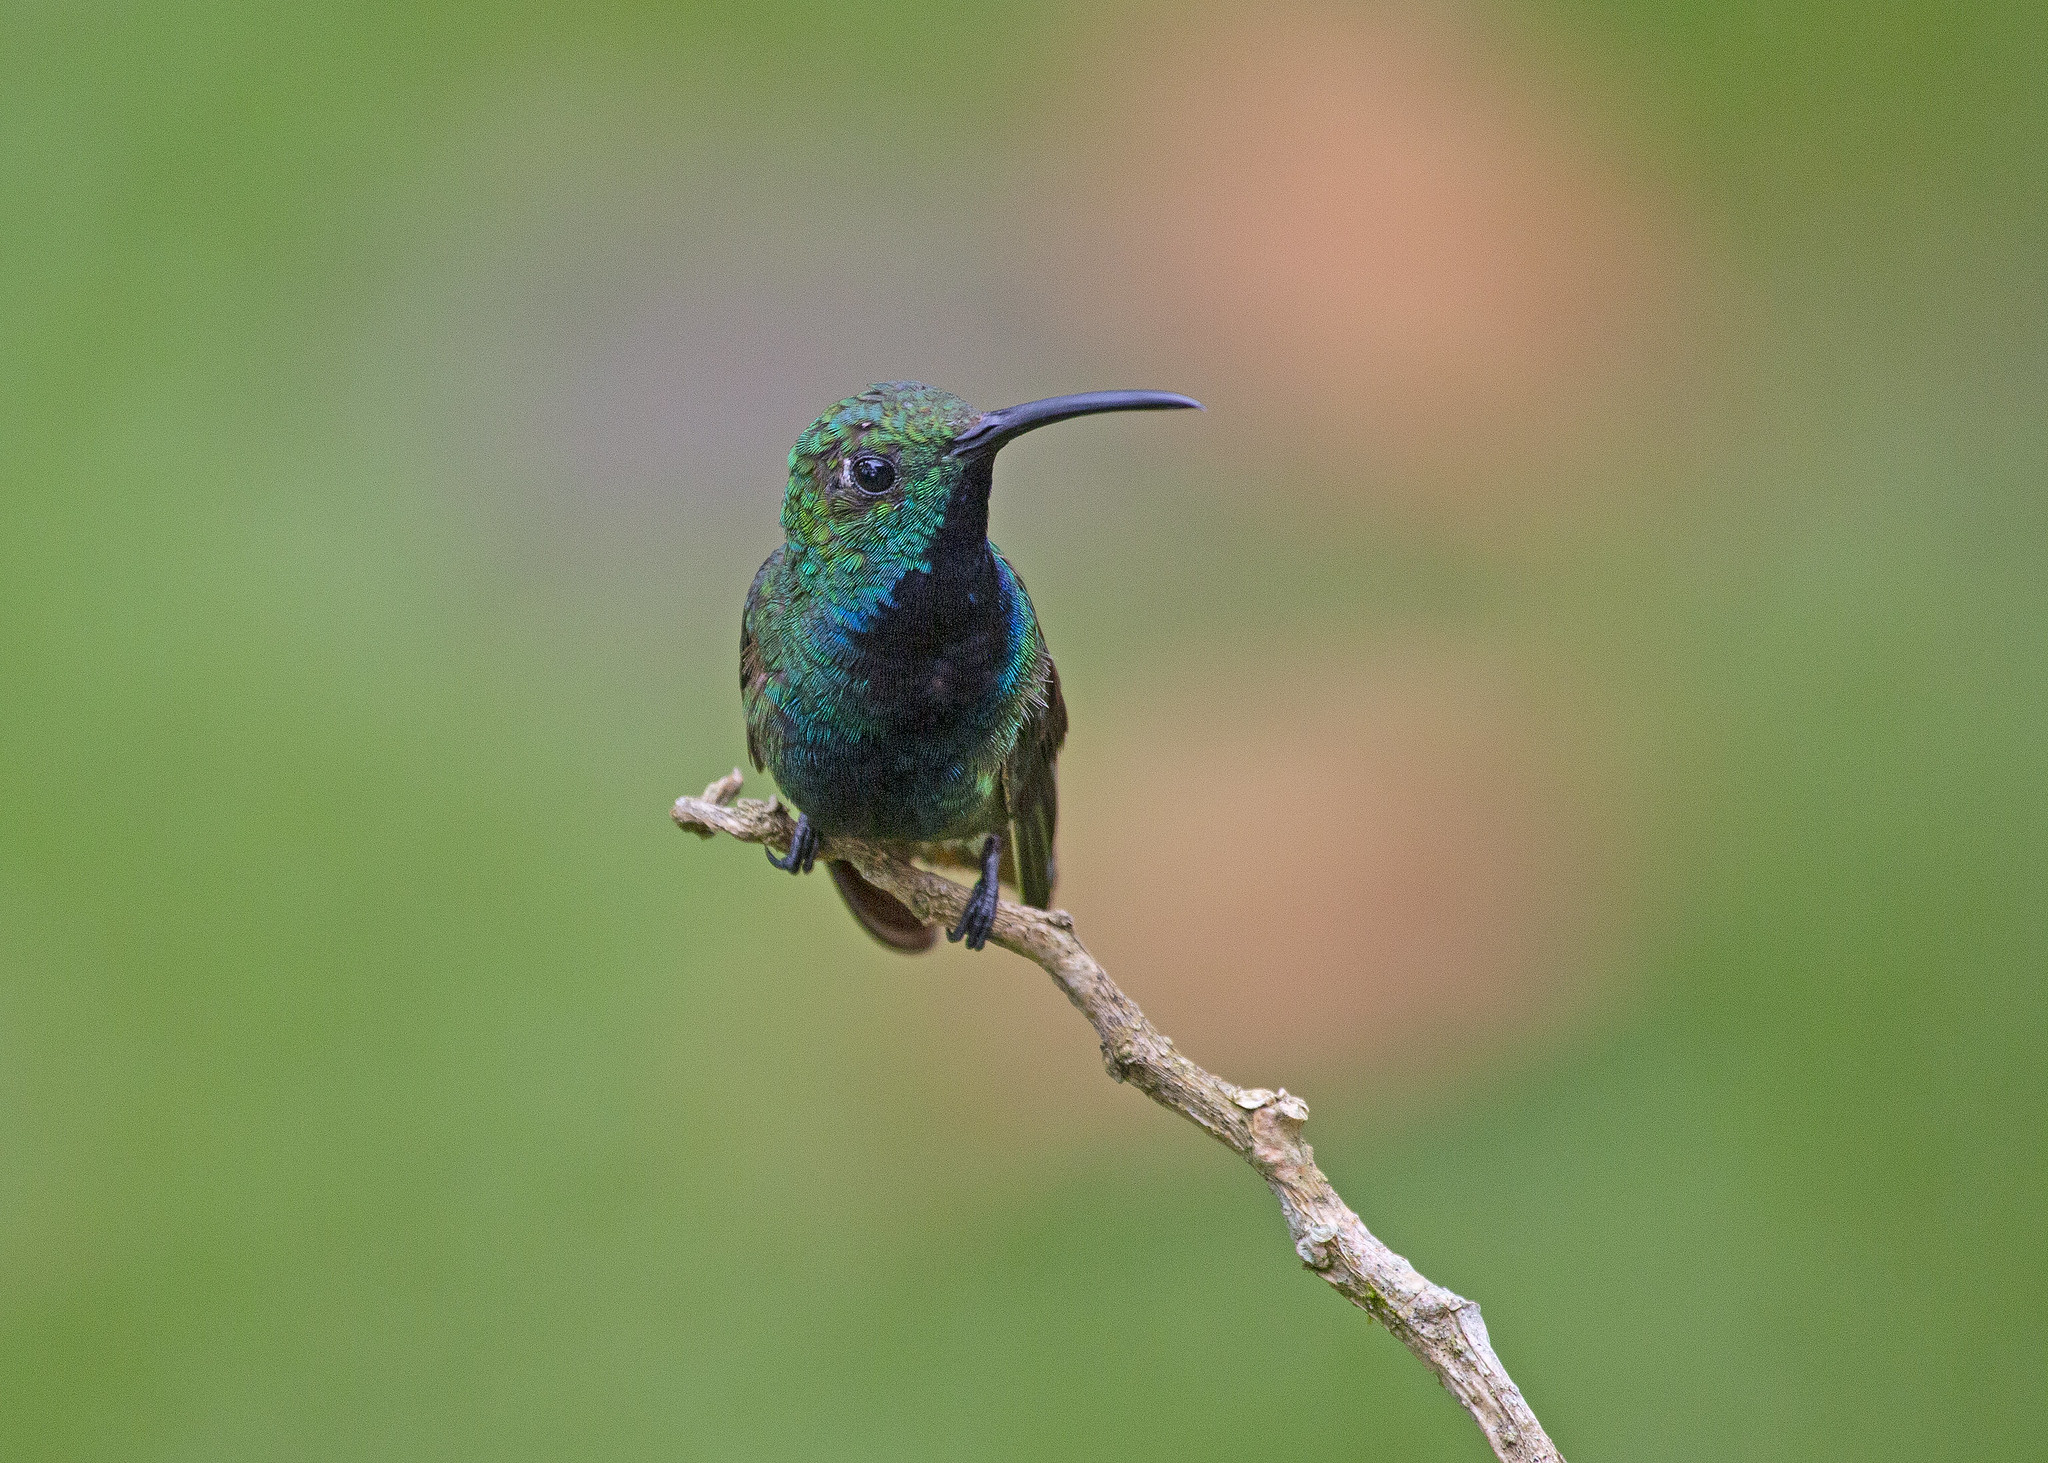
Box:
[948,389,1203,459]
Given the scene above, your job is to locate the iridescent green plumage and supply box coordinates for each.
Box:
[740,381,1198,951]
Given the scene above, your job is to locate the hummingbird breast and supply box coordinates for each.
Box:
[762,545,1041,843]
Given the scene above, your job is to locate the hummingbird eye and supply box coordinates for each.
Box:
[850,454,896,495]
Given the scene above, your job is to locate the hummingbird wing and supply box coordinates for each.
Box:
[739,547,784,773]
[745,544,936,953]
[1004,656,1068,910]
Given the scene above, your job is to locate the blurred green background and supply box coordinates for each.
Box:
[5,2,2044,1458]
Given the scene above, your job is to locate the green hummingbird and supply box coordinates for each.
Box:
[741,382,1201,951]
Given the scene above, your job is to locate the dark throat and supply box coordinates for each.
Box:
[851,458,1010,731]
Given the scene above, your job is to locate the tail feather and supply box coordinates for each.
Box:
[827,859,937,953]
[1006,658,1065,910]
[1011,788,1056,909]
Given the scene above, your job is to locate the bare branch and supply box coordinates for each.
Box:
[673,774,1564,1463]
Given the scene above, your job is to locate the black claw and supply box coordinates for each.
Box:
[766,814,819,874]
[946,833,1003,951]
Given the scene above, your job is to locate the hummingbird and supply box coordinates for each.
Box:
[741,382,1201,952]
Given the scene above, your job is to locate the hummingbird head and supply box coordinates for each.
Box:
[780,381,1201,578]
[781,382,979,566]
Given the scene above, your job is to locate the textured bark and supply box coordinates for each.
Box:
[674,771,1564,1463]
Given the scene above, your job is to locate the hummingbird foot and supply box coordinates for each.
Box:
[947,834,1003,951]
[766,813,819,874]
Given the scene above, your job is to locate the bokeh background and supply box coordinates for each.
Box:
[6,2,2044,1458]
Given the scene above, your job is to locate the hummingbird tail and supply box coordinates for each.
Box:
[826,859,937,954]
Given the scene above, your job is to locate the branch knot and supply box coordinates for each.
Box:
[1295,1220,1344,1270]
[1101,1038,1140,1083]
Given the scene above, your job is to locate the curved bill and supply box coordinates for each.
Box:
[949,390,1203,459]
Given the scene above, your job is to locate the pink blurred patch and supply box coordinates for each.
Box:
[1048,2,1700,496]
[906,643,1637,1142]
